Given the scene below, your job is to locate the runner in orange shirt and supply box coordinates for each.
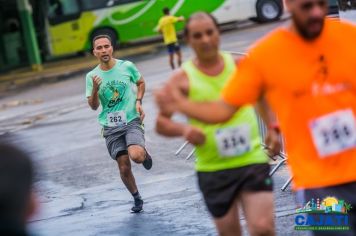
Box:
[156,0,356,234]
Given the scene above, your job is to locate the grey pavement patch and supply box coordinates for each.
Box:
[0,102,87,135]
[31,196,86,222]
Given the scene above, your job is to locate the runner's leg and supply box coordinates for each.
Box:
[213,197,242,236]
[116,154,138,194]
[240,191,275,236]
[169,53,175,70]
[128,145,145,163]
[126,119,152,169]
[176,49,182,67]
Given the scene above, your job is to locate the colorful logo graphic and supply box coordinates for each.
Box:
[294,197,352,231]
[102,80,127,108]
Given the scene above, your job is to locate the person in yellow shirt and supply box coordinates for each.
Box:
[157,7,184,70]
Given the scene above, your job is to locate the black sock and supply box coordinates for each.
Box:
[132,191,142,201]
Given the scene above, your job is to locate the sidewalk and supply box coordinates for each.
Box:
[0,43,161,96]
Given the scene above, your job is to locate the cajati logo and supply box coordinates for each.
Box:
[294,196,352,231]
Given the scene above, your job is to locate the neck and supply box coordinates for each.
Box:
[287,22,322,42]
[195,54,220,68]
[100,58,116,71]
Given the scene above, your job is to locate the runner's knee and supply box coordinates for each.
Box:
[128,147,145,163]
[248,217,274,236]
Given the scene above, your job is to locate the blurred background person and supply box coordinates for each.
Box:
[0,136,37,236]
[157,7,185,70]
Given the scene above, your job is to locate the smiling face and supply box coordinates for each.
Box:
[93,37,113,63]
[185,14,220,61]
[286,0,328,40]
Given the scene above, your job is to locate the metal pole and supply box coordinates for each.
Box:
[17,0,42,71]
[281,176,293,191]
[269,158,286,176]
[175,141,189,156]
[185,149,195,160]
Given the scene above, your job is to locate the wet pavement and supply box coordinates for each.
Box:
[1,20,302,236]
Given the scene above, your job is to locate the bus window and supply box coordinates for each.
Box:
[328,0,339,17]
[81,0,112,11]
[48,0,81,24]
[81,0,142,10]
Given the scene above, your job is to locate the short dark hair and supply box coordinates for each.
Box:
[183,12,219,38]
[0,138,34,223]
[163,7,170,15]
[92,34,112,49]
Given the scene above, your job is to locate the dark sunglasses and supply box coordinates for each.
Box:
[300,0,327,11]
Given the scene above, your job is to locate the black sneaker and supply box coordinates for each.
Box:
[131,199,143,213]
[142,149,152,170]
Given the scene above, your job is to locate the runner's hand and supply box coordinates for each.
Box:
[264,129,281,160]
[92,75,102,91]
[136,102,145,121]
[183,126,206,146]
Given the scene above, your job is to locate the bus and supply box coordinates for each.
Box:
[43,0,284,57]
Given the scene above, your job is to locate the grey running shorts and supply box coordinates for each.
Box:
[103,118,145,160]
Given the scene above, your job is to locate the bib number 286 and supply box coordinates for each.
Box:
[309,109,356,158]
[215,125,251,158]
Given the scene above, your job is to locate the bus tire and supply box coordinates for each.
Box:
[256,0,283,23]
[91,28,119,50]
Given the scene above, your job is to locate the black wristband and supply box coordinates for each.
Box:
[136,98,142,104]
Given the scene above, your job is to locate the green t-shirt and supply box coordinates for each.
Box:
[86,59,141,127]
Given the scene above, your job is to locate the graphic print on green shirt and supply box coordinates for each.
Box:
[85,59,141,127]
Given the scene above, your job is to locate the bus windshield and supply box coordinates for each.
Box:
[81,0,113,11]
[48,0,80,19]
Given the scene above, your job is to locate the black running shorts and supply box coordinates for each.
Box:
[197,163,273,218]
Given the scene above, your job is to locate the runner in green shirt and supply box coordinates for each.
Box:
[155,12,280,236]
[86,35,152,213]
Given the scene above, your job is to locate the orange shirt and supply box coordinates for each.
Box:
[222,19,356,189]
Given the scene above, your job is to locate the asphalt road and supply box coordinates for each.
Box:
[0,20,303,236]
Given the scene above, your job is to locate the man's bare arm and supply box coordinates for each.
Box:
[255,95,282,157]
[255,96,276,127]
[88,91,99,110]
[156,112,188,137]
[136,77,145,100]
[88,76,101,110]
[156,69,191,137]
[177,98,238,124]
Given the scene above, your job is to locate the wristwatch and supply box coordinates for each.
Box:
[136,98,142,104]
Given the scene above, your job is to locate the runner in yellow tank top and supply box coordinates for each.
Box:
[155,12,280,236]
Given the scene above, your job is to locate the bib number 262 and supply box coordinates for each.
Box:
[107,111,127,127]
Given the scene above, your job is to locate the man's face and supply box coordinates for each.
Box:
[187,17,220,60]
[287,0,328,40]
[93,38,113,63]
